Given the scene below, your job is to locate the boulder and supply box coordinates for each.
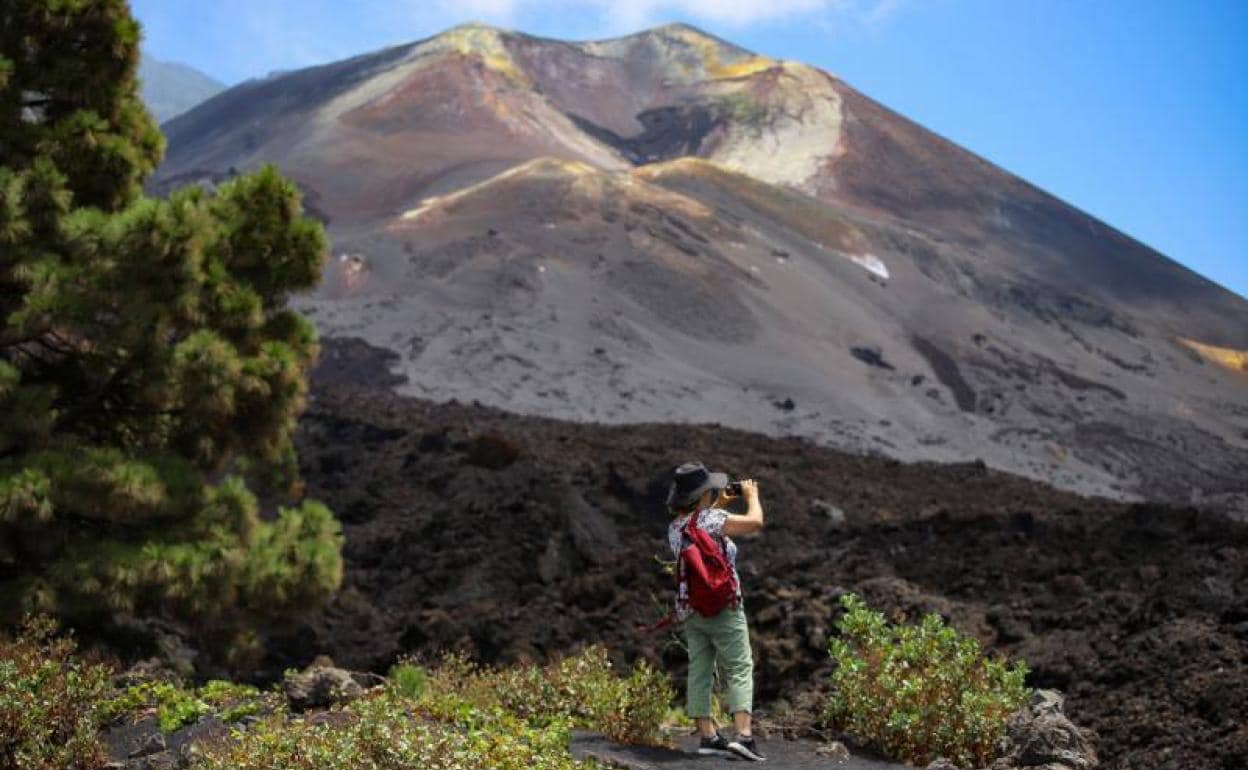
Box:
[995,689,1099,769]
[127,732,165,758]
[925,759,960,770]
[815,740,850,761]
[811,499,847,526]
[283,662,365,711]
[108,616,199,684]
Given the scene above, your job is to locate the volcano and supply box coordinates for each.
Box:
[152,22,1248,514]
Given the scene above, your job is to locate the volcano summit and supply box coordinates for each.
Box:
[153,22,1248,514]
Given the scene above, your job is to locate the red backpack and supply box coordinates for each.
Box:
[678,510,739,618]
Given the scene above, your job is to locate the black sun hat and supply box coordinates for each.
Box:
[666,461,729,509]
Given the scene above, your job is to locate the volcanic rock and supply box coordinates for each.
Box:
[818,740,851,761]
[997,690,1099,769]
[811,498,847,526]
[283,661,365,711]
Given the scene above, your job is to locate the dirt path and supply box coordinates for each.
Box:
[570,732,910,769]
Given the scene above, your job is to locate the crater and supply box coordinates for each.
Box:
[568,105,721,166]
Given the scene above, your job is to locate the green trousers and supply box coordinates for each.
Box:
[683,603,754,718]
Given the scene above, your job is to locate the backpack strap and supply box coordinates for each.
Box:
[684,508,726,556]
[637,512,699,635]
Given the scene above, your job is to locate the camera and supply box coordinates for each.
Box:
[726,480,743,497]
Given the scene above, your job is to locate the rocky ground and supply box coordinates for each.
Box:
[258,341,1248,770]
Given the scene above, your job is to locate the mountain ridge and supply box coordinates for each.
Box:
[139,54,225,123]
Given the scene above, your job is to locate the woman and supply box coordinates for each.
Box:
[666,461,766,762]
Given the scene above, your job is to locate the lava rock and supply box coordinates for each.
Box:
[465,432,523,469]
[996,689,1099,769]
[811,498,847,526]
[851,346,895,370]
[815,740,850,761]
[283,662,365,711]
[128,732,165,758]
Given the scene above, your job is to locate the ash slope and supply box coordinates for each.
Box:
[154,23,1248,512]
[279,354,1248,770]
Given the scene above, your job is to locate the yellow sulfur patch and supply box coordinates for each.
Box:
[399,158,595,221]
[438,24,530,86]
[670,27,777,80]
[633,156,724,179]
[1178,338,1248,375]
[711,55,777,79]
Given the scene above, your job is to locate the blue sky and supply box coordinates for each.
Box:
[131,0,1247,301]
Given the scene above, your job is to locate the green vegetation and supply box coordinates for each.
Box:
[416,645,673,746]
[2,620,672,769]
[187,646,672,769]
[0,617,110,770]
[386,658,428,699]
[192,691,598,770]
[102,678,271,732]
[0,0,342,657]
[824,593,1031,767]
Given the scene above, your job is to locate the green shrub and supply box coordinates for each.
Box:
[0,616,112,770]
[102,681,210,732]
[824,593,1030,767]
[199,679,273,724]
[190,691,602,770]
[387,660,428,700]
[219,699,264,724]
[103,677,270,731]
[199,679,261,705]
[417,645,673,746]
[0,618,661,770]
[158,689,211,733]
[597,658,673,745]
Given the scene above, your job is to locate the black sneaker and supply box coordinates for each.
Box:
[727,735,766,762]
[697,732,734,757]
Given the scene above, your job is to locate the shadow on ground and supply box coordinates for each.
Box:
[570,732,908,769]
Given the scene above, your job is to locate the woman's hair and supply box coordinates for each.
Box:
[671,489,712,517]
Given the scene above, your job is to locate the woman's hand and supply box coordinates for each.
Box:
[738,479,758,501]
[723,479,764,537]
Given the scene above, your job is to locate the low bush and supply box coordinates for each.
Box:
[0,616,112,770]
[824,593,1030,767]
[386,659,428,699]
[190,691,597,770]
[596,658,673,745]
[2,619,670,770]
[197,645,672,770]
[419,645,674,745]
[103,677,273,732]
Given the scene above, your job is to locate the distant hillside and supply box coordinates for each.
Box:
[139,55,224,123]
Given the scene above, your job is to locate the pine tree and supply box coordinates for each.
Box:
[0,1,342,658]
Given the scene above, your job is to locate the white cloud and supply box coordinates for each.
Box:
[135,0,907,84]
[861,0,904,28]
[613,0,830,27]
[433,0,906,32]
[453,0,525,22]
